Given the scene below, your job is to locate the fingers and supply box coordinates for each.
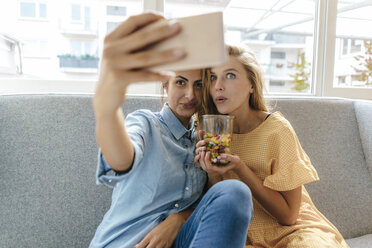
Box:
[195,139,205,149]
[135,237,149,248]
[195,145,206,154]
[198,130,205,139]
[108,12,164,41]
[199,151,211,172]
[121,20,182,54]
[106,47,185,70]
[194,153,201,167]
[219,153,230,165]
[110,70,174,85]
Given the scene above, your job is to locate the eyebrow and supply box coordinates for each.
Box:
[176,76,201,83]
[176,76,188,81]
[211,68,239,74]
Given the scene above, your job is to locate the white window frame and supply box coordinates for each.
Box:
[18,0,48,21]
[2,0,371,99]
[320,0,372,100]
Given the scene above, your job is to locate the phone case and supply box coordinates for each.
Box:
[148,12,227,72]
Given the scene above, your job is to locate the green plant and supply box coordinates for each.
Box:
[57,54,77,59]
[352,40,372,86]
[289,52,310,91]
[57,54,99,60]
[80,54,99,60]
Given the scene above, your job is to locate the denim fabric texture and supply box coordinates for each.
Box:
[173,180,253,248]
[89,104,207,248]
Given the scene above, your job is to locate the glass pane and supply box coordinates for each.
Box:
[107,6,127,16]
[39,3,47,18]
[71,4,81,21]
[84,6,91,30]
[84,41,92,55]
[107,22,120,34]
[164,0,316,94]
[0,0,142,84]
[333,1,372,88]
[20,2,36,18]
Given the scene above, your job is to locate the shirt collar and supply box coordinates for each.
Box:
[160,103,194,140]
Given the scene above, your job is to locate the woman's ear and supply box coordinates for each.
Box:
[249,86,254,94]
[162,81,169,93]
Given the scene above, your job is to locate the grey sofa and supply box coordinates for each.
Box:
[0,94,371,247]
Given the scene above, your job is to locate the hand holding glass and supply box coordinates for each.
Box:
[202,115,234,165]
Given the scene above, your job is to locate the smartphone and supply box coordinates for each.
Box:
[146,12,227,72]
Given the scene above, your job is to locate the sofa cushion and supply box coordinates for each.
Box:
[1,94,371,247]
[0,94,164,247]
[354,100,372,174]
[346,234,372,248]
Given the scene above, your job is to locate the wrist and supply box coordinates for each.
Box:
[232,161,245,174]
[169,213,186,228]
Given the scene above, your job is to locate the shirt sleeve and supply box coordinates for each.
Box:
[95,110,153,188]
[263,121,319,191]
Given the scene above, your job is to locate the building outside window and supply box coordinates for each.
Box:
[0,0,371,98]
[107,5,127,16]
[20,1,47,19]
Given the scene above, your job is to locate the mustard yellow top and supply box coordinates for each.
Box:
[218,112,349,248]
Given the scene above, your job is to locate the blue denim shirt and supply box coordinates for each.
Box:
[89,104,207,248]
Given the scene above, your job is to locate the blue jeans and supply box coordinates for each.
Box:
[173,180,253,248]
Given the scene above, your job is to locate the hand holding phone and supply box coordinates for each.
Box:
[145,12,227,72]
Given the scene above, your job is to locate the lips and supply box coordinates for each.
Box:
[182,102,196,109]
[215,96,227,103]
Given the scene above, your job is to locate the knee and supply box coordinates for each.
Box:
[210,180,253,216]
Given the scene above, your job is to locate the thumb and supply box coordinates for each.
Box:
[198,130,205,139]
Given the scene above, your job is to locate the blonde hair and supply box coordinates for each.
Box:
[199,44,268,123]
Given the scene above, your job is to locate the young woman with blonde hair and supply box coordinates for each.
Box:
[195,44,349,247]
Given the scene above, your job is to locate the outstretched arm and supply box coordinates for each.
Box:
[93,13,184,173]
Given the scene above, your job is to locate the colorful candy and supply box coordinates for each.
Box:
[203,132,231,165]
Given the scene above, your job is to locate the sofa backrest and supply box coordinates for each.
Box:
[268,97,372,239]
[0,94,371,247]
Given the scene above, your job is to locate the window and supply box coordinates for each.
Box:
[23,39,48,57]
[270,81,285,87]
[107,6,127,16]
[19,1,47,19]
[20,2,36,17]
[71,4,81,21]
[1,0,371,98]
[222,0,316,94]
[342,39,363,56]
[107,22,120,34]
[39,3,46,18]
[71,40,92,56]
[271,52,286,59]
[326,0,372,98]
[350,39,362,54]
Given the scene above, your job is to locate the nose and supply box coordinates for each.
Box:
[214,77,224,91]
[185,84,195,100]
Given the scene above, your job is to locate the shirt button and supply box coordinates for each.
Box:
[185,144,189,148]
[175,203,179,208]
[185,186,189,191]
[185,164,188,169]
[108,179,112,183]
